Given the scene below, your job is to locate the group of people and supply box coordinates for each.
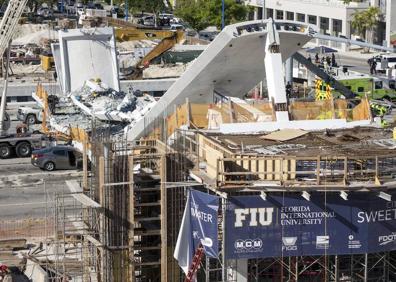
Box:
[307,53,337,69]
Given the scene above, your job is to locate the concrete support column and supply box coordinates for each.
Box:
[285,57,293,85]
[386,0,391,47]
[254,8,258,20]
[236,259,248,282]
[342,19,351,51]
[329,18,334,48]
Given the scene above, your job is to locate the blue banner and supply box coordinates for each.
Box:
[174,189,219,274]
[225,192,396,259]
[190,189,220,257]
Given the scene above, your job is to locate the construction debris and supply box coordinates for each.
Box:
[70,79,157,123]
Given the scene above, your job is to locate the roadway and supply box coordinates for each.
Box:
[0,157,83,220]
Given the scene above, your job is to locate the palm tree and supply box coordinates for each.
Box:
[351,7,381,44]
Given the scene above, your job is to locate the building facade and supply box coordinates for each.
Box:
[245,0,395,49]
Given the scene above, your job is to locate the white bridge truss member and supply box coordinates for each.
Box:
[264,19,289,122]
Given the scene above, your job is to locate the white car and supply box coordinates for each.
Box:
[17,106,43,125]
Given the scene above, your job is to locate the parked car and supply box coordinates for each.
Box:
[37,7,53,18]
[31,145,83,171]
[17,106,43,125]
[170,24,184,31]
[143,16,155,26]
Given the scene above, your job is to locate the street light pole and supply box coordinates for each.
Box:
[221,0,225,30]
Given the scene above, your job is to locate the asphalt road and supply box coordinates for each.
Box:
[0,157,83,220]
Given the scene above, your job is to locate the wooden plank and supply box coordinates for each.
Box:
[83,140,88,191]
[0,239,26,250]
[160,155,167,281]
[128,155,135,282]
[186,98,191,127]
[65,180,101,208]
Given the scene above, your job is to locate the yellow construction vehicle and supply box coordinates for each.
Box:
[40,53,54,71]
[41,18,185,75]
[108,17,185,77]
[114,28,185,70]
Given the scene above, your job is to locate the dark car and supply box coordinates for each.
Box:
[31,145,82,171]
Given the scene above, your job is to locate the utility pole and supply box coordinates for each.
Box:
[221,0,225,30]
[125,0,128,21]
[262,0,266,20]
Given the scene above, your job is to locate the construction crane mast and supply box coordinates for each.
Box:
[0,0,29,136]
[0,0,43,160]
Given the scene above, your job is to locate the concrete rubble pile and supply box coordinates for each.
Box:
[70,78,157,124]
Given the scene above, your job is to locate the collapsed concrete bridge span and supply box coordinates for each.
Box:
[127,19,316,140]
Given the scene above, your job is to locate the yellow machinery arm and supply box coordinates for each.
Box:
[109,17,185,76]
[115,28,184,42]
[138,32,184,68]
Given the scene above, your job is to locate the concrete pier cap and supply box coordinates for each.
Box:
[127,19,318,141]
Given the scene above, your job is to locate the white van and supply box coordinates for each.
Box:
[374,54,396,72]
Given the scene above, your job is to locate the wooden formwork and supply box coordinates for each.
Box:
[215,154,396,189]
[352,98,372,121]
[289,99,349,120]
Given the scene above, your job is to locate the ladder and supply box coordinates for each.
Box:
[184,244,204,282]
[0,0,28,57]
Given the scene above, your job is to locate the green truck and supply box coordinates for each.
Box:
[337,75,396,100]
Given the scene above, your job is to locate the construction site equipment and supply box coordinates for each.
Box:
[117,28,185,69]
[40,54,54,71]
[100,16,186,77]
[0,0,44,159]
[0,0,29,134]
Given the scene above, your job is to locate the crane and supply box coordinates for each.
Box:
[0,0,29,135]
[0,0,44,159]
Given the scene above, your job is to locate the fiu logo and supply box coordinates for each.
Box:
[234,208,274,227]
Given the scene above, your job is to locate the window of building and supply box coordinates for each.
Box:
[320,17,329,33]
[296,13,305,23]
[332,19,342,36]
[276,10,284,20]
[258,7,263,20]
[308,15,317,25]
[286,11,294,21]
[267,8,273,19]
